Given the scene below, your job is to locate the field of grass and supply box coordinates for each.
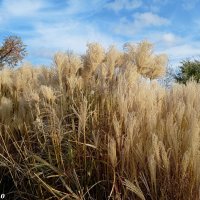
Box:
[0,41,200,199]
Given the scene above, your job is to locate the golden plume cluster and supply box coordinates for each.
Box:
[0,41,199,200]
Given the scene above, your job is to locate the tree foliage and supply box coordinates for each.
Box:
[175,59,200,84]
[0,36,27,69]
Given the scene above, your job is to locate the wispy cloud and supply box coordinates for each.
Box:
[161,33,180,45]
[106,0,142,12]
[115,12,170,36]
[163,43,200,65]
[134,12,169,26]
[65,0,108,15]
[28,22,119,52]
[0,0,45,17]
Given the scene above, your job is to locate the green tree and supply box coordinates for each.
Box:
[0,36,27,69]
[175,59,200,84]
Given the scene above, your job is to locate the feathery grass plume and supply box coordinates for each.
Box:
[85,42,105,71]
[18,64,37,87]
[23,90,40,119]
[182,150,191,178]
[24,90,40,103]
[123,42,136,64]
[151,134,161,164]
[0,68,13,92]
[123,113,136,154]
[159,141,169,172]
[18,63,33,77]
[135,41,154,71]
[72,96,89,141]
[64,51,82,76]
[134,41,167,79]
[112,114,122,146]
[54,52,66,90]
[149,54,167,79]
[81,43,105,81]
[37,66,54,86]
[122,179,145,200]
[108,135,117,168]
[0,97,13,122]
[40,85,56,103]
[95,62,108,81]
[124,65,141,86]
[66,76,78,94]
[188,116,200,156]
[54,52,83,96]
[105,45,121,79]
[148,154,157,192]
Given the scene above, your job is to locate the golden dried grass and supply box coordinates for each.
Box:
[0,41,199,199]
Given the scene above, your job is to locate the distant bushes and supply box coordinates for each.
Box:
[175,59,200,84]
[0,41,199,199]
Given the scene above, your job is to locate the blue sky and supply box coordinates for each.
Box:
[0,0,200,67]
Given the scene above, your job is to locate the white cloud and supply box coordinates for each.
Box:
[160,33,182,45]
[115,12,170,36]
[106,0,142,12]
[143,32,181,47]
[162,33,176,43]
[164,44,200,58]
[134,12,169,26]
[1,0,44,17]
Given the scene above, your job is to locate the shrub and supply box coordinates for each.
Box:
[175,59,200,84]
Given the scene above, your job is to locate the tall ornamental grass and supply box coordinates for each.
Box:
[0,41,199,200]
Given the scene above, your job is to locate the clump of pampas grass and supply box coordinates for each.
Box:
[1,41,200,200]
